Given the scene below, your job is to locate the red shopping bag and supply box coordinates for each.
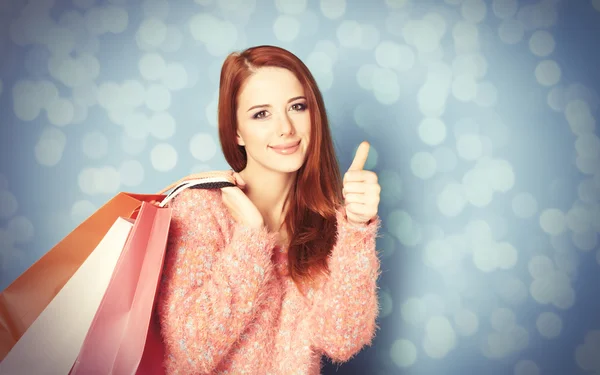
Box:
[70,202,171,374]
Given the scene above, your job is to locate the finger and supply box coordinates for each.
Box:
[233,172,247,188]
[348,141,370,171]
[344,170,378,184]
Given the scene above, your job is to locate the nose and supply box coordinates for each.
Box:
[277,113,295,136]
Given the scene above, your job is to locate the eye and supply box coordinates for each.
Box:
[253,110,268,119]
[290,103,307,112]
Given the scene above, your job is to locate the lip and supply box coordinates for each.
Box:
[269,140,301,150]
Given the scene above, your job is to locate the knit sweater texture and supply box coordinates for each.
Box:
[156,188,381,374]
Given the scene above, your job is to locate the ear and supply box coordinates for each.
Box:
[236,132,245,146]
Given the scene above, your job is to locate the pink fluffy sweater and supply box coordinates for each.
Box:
[156,188,381,374]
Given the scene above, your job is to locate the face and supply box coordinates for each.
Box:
[235,67,311,174]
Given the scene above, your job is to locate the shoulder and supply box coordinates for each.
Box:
[167,188,225,219]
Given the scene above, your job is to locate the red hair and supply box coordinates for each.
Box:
[217,45,343,286]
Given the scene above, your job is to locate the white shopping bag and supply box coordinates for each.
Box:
[0,217,134,375]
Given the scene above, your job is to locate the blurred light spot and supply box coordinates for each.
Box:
[371,68,400,105]
[512,192,538,218]
[145,84,171,111]
[433,147,458,173]
[572,230,598,252]
[405,20,440,53]
[418,117,447,146]
[578,179,599,204]
[388,210,422,246]
[0,191,18,219]
[438,183,466,216]
[411,152,437,179]
[565,100,596,135]
[119,160,145,187]
[13,80,42,121]
[498,19,524,44]
[576,134,600,159]
[379,170,403,204]
[453,53,488,79]
[495,275,528,305]
[190,133,217,162]
[491,307,516,332]
[385,0,408,8]
[160,26,183,53]
[124,112,150,140]
[529,255,554,279]
[536,311,562,339]
[529,30,555,57]
[306,51,333,75]
[139,53,166,81]
[461,0,487,23]
[423,12,447,39]
[390,339,416,368]
[143,0,169,19]
[540,208,566,235]
[35,127,66,167]
[463,169,494,207]
[103,5,128,34]
[475,81,498,107]
[496,242,518,269]
[452,21,479,53]
[162,63,188,91]
[515,360,540,375]
[136,17,167,47]
[82,131,108,159]
[337,20,362,48]
[151,143,178,171]
[359,24,380,50]
[379,289,393,318]
[7,216,34,244]
[73,0,95,9]
[593,0,600,11]
[454,309,479,336]
[314,40,338,62]
[71,200,97,224]
[149,112,176,140]
[567,205,592,233]
[492,0,518,19]
[121,134,147,155]
[401,297,426,326]
[273,15,300,42]
[275,0,306,14]
[452,74,478,102]
[320,0,346,19]
[378,233,397,258]
[424,316,456,358]
[46,98,74,126]
[456,134,483,160]
[535,60,561,87]
[575,330,600,372]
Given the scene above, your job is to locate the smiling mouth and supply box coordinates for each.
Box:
[269,140,301,150]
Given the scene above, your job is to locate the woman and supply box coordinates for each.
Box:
[156,45,382,374]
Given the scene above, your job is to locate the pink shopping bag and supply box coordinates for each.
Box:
[70,202,172,374]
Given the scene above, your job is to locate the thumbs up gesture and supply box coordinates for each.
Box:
[343,141,381,225]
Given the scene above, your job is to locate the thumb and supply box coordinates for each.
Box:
[348,141,370,171]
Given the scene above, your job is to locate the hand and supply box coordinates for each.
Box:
[220,172,265,229]
[342,141,381,225]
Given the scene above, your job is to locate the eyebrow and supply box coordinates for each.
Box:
[246,96,306,112]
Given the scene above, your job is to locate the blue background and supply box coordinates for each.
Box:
[1,0,599,374]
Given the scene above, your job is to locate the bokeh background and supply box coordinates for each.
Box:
[1,0,600,374]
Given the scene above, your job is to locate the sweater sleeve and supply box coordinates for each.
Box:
[157,188,278,374]
[308,208,382,363]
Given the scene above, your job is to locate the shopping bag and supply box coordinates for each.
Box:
[135,311,166,375]
[0,170,235,361]
[0,217,135,374]
[70,202,172,374]
[0,192,164,361]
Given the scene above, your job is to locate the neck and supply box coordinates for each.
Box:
[238,164,296,233]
